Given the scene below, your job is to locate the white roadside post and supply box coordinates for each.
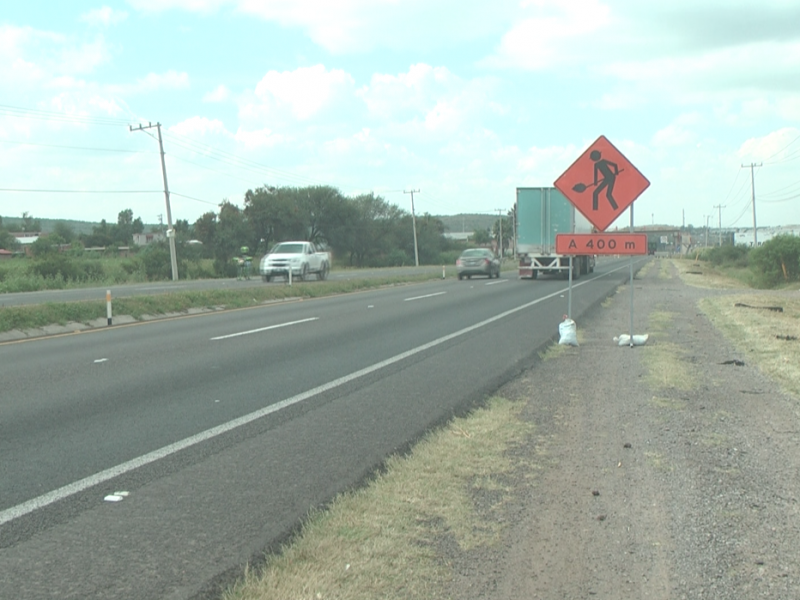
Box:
[106,290,112,326]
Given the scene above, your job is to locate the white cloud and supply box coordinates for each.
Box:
[170,116,230,137]
[234,126,285,148]
[358,64,459,119]
[652,124,697,148]
[482,0,613,70]
[0,24,114,91]
[739,127,800,162]
[245,64,355,122]
[80,6,129,26]
[203,84,231,103]
[126,0,231,13]
[127,0,518,54]
[107,70,190,95]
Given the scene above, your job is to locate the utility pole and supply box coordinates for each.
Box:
[404,189,420,267]
[713,204,726,246]
[742,162,762,247]
[130,122,179,281]
[703,215,710,247]
[496,209,504,258]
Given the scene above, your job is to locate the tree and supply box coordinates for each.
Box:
[29,234,66,257]
[750,234,800,286]
[341,193,405,267]
[52,222,76,243]
[21,212,41,233]
[81,220,115,248]
[0,230,19,251]
[473,228,492,245]
[212,201,252,274]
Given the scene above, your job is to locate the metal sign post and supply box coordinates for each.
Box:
[629,205,635,347]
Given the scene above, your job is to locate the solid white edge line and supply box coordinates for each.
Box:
[0,263,635,526]
[210,317,319,340]
[404,291,447,302]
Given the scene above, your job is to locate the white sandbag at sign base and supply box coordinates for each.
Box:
[558,318,578,346]
[613,333,649,346]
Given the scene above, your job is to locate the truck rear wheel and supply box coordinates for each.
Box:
[317,262,329,280]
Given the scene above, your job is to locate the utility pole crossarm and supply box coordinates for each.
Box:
[130,121,179,281]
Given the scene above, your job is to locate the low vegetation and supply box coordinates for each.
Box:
[0,272,442,335]
[688,234,800,289]
[223,397,531,600]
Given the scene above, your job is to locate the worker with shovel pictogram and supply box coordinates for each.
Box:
[572,150,621,211]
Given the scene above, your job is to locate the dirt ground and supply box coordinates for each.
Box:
[447,258,800,599]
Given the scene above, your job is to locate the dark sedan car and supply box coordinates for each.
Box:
[456,248,500,280]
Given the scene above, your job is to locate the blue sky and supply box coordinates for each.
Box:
[2,0,800,230]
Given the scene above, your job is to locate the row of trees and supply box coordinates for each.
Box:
[0,210,152,253]
[191,185,458,274]
[1,186,475,278]
[700,234,800,287]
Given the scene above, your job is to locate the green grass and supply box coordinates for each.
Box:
[0,272,443,334]
[223,397,531,600]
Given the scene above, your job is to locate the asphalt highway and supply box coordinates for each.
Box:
[0,257,647,599]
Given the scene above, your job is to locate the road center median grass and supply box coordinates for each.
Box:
[0,273,439,335]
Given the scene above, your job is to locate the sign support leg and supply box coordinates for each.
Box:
[629,206,635,348]
[568,256,573,319]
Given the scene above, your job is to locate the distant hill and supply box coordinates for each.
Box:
[435,214,497,234]
[4,212,493,237]
[1,216,161,235]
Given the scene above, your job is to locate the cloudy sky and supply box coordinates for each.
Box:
[2,0,800,231]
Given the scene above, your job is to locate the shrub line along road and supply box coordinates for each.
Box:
[0,258,643,599]
[0,265,446,308]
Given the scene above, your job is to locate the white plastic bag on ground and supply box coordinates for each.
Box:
[558,317,578,346]
[613,333,649,346]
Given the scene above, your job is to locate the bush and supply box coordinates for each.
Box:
[749,235,800,287]
[139,244,186,281]
[702,244,751,267]
[30,255,80,280]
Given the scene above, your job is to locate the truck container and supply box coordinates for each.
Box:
[516,186,595,279]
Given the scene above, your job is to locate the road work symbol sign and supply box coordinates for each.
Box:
[556,233,648,256]
[554,135,650,232]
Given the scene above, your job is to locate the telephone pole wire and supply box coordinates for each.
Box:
[404,189,420,267]
[741,163,762,247]
[130,122,179,281]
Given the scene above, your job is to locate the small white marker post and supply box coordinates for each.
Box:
[442,265,446,279]
[288,267,292,286]
[106,290,112,326]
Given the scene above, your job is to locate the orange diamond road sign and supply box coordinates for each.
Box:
[556,233,648,255]
[554,135,650,232]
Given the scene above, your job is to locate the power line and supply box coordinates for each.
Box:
[163,130,331,188]
[0,103,130,127]
[0,139,150,153]
[0,188,160,193]
[764,131,800,162]
[169,191,220,206]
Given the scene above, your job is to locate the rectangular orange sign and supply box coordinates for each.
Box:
[556,233,648,255]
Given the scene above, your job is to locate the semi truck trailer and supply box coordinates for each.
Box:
[516,186,595,279]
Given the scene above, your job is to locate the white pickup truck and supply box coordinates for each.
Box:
[259,241,331,282]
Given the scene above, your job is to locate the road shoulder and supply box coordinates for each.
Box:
[447,258,800,599]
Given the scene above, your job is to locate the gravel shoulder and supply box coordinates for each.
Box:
[449,258,800,599]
